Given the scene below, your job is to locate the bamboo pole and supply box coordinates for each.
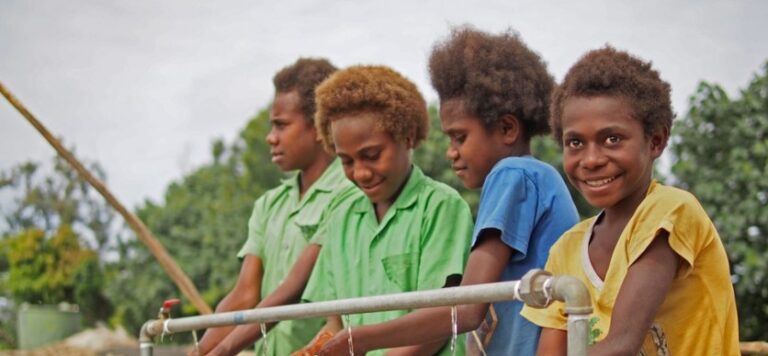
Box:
[0,80,212,315]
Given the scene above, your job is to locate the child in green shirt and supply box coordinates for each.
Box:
[197,58,358,356]
[297,65,474,356]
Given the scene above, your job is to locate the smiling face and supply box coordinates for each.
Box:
[440,98,511,189]
[331,113,413,214]
[265,90,322,172]
[561,96,666,214]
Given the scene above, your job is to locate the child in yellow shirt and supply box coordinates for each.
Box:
[521,47,740,355]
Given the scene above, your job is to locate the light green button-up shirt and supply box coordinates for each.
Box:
[237,158,357,355]
[304,166,473,356]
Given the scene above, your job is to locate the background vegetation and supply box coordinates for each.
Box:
[0,61,766,347]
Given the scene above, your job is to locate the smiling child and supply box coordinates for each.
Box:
[521,47,740,355]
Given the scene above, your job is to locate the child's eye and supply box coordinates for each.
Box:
[452,134,466,144]
[605,135,621,145]
[340,158,353,167]
[363,152,381,161]
[565,138,582,149]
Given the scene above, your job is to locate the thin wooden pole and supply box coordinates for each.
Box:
[0,80,212,315]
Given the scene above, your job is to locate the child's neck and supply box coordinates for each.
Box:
[589,179,654,279]
[298,153,335,199]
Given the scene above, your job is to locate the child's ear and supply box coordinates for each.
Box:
[499,114,522,145]
[649,127,669,158]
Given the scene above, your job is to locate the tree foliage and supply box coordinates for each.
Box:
[106,108,282,334]
[0,156,114,331]
[671,62,768,340]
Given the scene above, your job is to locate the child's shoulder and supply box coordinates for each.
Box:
[490,156,561,181]
[641,181,706,216]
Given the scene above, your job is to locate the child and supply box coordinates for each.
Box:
[197,58,358,356]
[521,47,740,355]
[308,27,580,356]
[297,65,475,356]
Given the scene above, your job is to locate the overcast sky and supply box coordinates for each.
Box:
[1,0,767,210]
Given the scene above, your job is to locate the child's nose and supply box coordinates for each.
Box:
[353,164,373,183]
[265,130,278,146]
[446,146,459,161]
[581,145,607,169]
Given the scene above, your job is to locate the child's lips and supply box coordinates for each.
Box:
[270,152,284,162]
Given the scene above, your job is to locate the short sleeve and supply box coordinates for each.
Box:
[417,195,473,290]
[626,195,710,280]
[474,168,537,262]
[237,195,270,259]
[520,251,568,330]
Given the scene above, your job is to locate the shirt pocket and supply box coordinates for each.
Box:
[294,222,319,242]
[381,252,419,292]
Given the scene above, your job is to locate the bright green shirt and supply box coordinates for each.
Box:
[237,159,357,355]
[304,166,473,356]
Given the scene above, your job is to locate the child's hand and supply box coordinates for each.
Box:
[291,329,336,356]
[317,329,363,356]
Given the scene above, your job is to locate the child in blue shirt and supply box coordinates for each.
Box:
[326,27,580,356]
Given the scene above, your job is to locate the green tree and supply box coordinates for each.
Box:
[107,108,283,335]
[0,154,116,333]
[671,62,768,340]
[0,226,106,318]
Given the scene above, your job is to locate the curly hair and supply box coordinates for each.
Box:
[429,26,554,139]
[273,57,337,123]
[314,65,429,152]
[550,46,674,145]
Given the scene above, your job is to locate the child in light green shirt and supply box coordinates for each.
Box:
[299,65,473,356]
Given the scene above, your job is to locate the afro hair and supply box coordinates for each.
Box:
[550,46,674,145]
[273,57,337,123]
[429,26,554,139]
[314,65,429,152]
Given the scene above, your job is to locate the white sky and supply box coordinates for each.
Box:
[1,0,767,209]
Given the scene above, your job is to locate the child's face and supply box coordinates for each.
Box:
[266,91,321,172]
[331,113,413,207]
[561,96,665,212]
[440,98,509,189]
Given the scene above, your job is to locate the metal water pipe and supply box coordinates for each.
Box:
[139,269,592,356]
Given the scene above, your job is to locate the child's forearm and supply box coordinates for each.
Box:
[344,303,488,353]
[590,231,679,355]
[258,244,321,308]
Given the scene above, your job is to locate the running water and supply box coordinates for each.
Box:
[260,323,268,356]
[451,306,458,356]
[343,314,355,356]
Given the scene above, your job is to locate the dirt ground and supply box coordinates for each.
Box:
[0,325,254,356]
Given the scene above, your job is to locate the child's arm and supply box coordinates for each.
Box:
[590,231,679,355]
[316,231,512,355]
[536,328,567,356]
[205,244,322,356]
[193,255,263,355]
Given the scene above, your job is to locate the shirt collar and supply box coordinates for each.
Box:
[280,158,347,194]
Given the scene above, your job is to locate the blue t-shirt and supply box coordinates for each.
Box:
[471,156,579,355]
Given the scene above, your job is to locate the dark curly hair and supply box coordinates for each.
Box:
[429,26,554,139]
[273,57,337,123]
[551,46,674,145]
[315,65,429,152]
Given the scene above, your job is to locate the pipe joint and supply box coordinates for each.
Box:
[551,275,592,316]
[518,269,553,308]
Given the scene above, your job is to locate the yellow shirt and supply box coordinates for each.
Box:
[522,181,740,355]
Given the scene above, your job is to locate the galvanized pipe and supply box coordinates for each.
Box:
[550,275,593,356]
[139,271,592,355]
